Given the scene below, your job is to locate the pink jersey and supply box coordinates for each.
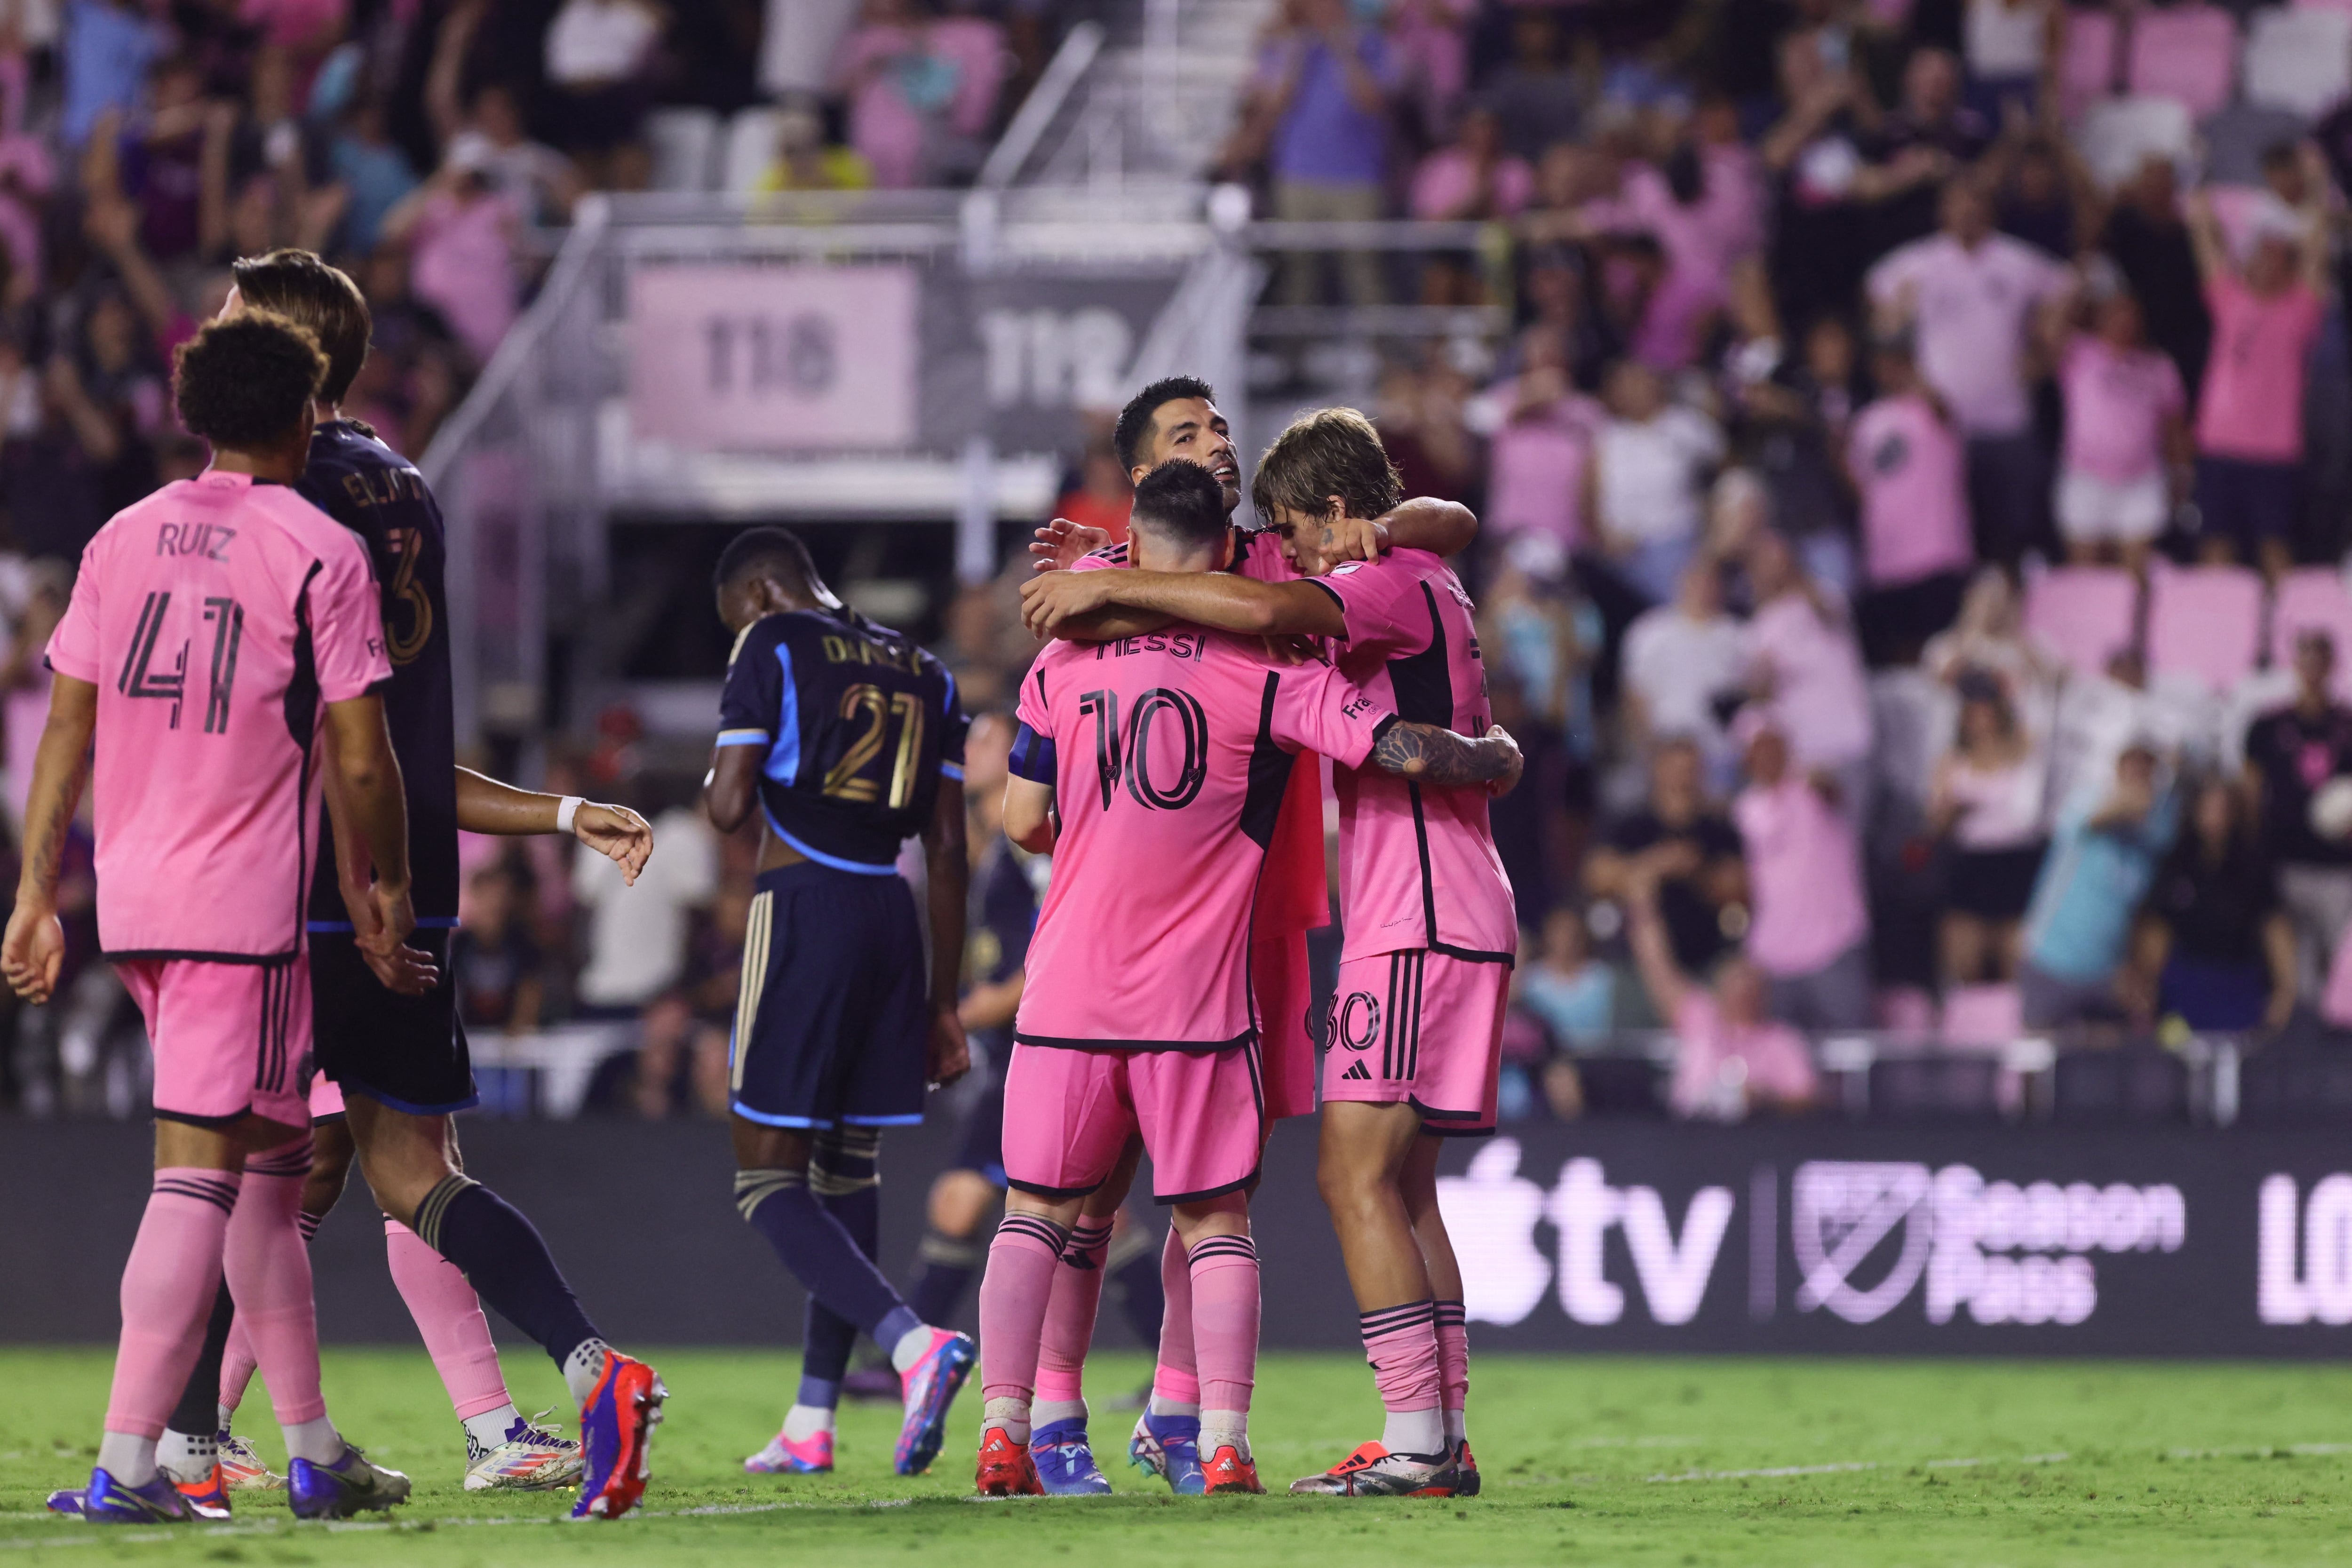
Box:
[2060,334,2184,483]
[1310,548,1517,963]
[47,470,391,960]
[1846,390,1971,588]
[1009,626,1390,1049]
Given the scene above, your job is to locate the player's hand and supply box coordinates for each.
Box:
[573,801,653,886]
[1483,724,1525,798]
[350,876,439,996]
[1317,514,1392,564]
[926,1005,971,1089]
[1028,517,1112,573]
[1018,568,1114,637]
[1,901,64,1003]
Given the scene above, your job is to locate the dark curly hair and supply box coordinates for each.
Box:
[1249,406,1402,525]
[173,311,326,451]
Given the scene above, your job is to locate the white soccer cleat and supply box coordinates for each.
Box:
[217,1432,285,1492]
[464,1411,586,1492]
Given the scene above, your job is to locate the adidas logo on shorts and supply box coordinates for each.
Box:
[1341,1061,1371,1082]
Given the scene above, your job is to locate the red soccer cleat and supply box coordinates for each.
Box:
[976,1427,1044,1496]
[1201,1444,1264,1494]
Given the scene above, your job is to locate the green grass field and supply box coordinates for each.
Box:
[6,1349,2352,1566]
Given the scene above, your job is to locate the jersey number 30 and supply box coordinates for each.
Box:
[823,684,927,808]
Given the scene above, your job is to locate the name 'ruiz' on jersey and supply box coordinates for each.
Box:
[716,606,969,871]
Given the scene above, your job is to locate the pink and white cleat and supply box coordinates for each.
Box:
[744,1427,834,1475]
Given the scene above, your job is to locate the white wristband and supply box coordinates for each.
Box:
[556,795,585,835]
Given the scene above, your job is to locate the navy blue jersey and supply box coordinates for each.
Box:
[716,605,968,871]
[300,420,461,926]
[964,836,1041,1058]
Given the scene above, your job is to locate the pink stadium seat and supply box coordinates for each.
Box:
[2059,7,2121,121]
[2023,567,2138,679]
[2146,564,2264,691]
[1875,987,1938,1035]
[1941,985,2025,1049]
[2270,568,2352,699]
[2126,4,2239,120]
[2296,0,2352,16]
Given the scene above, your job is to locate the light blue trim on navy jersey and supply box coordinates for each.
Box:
[940,762,965,780]
[764,644,802,786]
[730,1101,831,1129]
[761,807,900,876]
[941,666,957,715]
[842,1113,926,1127]
[716,728,770,747]
[307,916,461,933]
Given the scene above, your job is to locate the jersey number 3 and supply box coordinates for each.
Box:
[823,684,927,808]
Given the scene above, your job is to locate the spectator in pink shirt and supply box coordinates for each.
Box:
[1867,175,2072,564]
[1731,707,1872,1030]
[2050,285,2189,573]
[1741,530,1874,787]
[1410,106,1534,223]
[1626,859,1820,1121]
[1478,326,1600,552]
[381,147,521,366]
[1845,332,1972,665]
[2186,160,2331,579]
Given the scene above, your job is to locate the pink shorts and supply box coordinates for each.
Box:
[309,1075,346,1121]
[1001,1042,1263,1204]
[1321,949,1507,1135]
[1254,929,1317,1121]
[119,956,312,1130]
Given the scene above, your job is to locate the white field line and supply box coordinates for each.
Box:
[0,1496,924,1548]
[1646,1453,2070,1483]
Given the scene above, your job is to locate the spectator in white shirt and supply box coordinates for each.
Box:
[1587,358,1724,604]
[574,796,721,1019]
[1622,557,1745,777]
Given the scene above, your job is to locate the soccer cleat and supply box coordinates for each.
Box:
[1030,1418,1112,1496]
[1201,1443,1263,1494]
[466,1411,585,1492]
[44,1487,84,1517]
[71,1468,199,1524]
[573,1350,666,1520]
[893,1328,976,1476]
[1128,1409,1206,1496]
[1454,1440,1480,1497]
[218,1431,285,1490]
[172,1463,234,1519]
[743,1427,834,1475]
[287,1444,412,1519]
[974,1426,1043,1496]
[1287,1440,1458,1497]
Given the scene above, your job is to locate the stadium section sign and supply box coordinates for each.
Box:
[628,266,920,451]
[1431,1122,2352,1356]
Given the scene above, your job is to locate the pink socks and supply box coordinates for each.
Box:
[977,1213,1069,1426]
[1359,1300,1442,1413]
[104,1169,241,1440]
[1434,1299,1469,1440]
[222,1139,326,1427]
[1184,1233,1260,1416]
[1034,1219,1111,1407]
[1151,1224,1199,1406]
[384,1219,513,1420]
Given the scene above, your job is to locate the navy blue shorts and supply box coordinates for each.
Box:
[954,1073,1007,1188]
[729,861,929,1131]
[2196,457,2298,548]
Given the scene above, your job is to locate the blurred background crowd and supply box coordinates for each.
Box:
[10,0,2352,1127]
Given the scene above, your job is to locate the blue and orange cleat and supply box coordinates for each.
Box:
[744,1427,833,1475]
[67,1467,199,1524]
[572,1350,666,1520]
[1128,1409,1206,1495]
[975,1427,1043,1496]
[893,1329,975,1476]
[287,1444,411,1520]
[172,1463,233,1520]
[1030,1418,1112,1495]
[1201,1443,1264,1495]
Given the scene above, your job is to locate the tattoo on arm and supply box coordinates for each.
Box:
[1371,720,1504,786]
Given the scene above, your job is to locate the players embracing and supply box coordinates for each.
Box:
[977,455,1519,1496]
[1021,405,1519,1498]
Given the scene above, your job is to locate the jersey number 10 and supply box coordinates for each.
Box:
[1077,687,1209,812]
[823,683,927,809]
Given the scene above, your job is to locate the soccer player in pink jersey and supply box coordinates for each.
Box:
[4,313,414,1524]
[974,461,1520,1498]
[1021,407,1518,1497]
[1016,377,1477,1493]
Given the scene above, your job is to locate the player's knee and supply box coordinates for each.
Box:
[929,1170,998,1237]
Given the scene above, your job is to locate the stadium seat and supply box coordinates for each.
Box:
[2301,0,2352,14]
[2237,1043,2352,1122]
[2145,564,2264,692]
[2244,6,2352,117]
[2268,569,2352,695]
[2075,95,2196,187]
[1867,1054,2004,1119]
[720,107,782,195]
[2201,103,2311,183]
[2023,566,2139,679]
[2051,1046,2189,1122]
[1940,984,2025,1049]
[2058,6,2121,121]
[1573,1053,1669,1117]
[2125,4,2238,120]
[647,108,719,192]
